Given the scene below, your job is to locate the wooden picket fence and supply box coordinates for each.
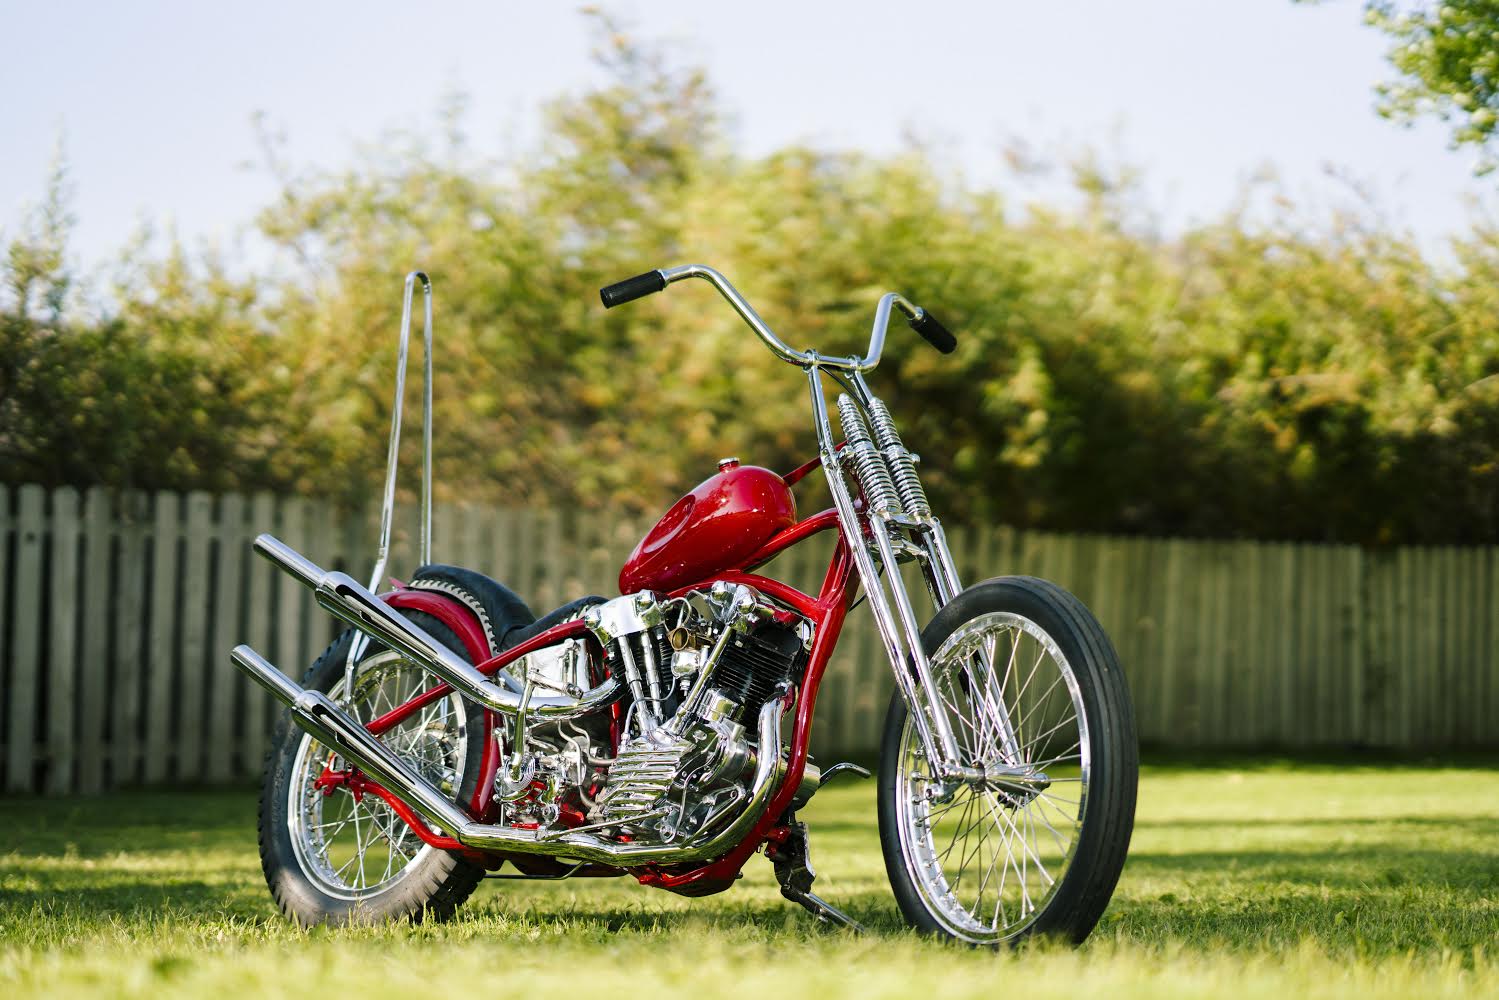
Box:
[1,483,1496,796]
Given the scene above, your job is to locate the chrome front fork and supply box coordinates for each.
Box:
[806,365,1022,776]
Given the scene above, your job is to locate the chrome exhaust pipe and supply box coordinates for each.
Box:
[252,533,619,720]
[233,644,472,833]
[230,642,790,866]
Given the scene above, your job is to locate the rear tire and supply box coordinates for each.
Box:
[258,611,487,926]
[877,576,1137,945]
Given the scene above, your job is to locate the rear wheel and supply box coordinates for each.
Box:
[877,576,1137,945]
[258,611,487,926]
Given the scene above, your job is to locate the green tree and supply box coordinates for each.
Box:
[10,13,1499,545]
[1,160,298,494]
[1366,1,1499,172]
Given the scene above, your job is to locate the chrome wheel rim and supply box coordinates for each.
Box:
[287,649,467,900]
[895,611,1090,943]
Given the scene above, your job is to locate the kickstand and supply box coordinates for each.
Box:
[769,816,866,933]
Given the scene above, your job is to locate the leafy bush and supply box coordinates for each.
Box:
[6,21,1499,544]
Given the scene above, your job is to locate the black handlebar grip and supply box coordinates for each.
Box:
[600,270,667,308]
[909,309,958,354]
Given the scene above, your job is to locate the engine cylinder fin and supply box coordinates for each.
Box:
[714,625,804,717]
[593,726,696,828]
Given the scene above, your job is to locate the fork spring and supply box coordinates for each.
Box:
[836,395,901,515]
[866,396,931,519]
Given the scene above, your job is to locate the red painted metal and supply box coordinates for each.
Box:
[741,508,842,573]
[378,588,505,817]
[471,713,503,818]
[780,454,822,487]
[474,619,596,673]
[360,610,601,817]
[365,617,597,737]
[338,491,868,896]
[310,761,477,856]
[469,621,598,817]
[365,681,451,737]
[384,589,493,664]
[619,462,797,594]
[361,780,471,854]
[780,441,848,488]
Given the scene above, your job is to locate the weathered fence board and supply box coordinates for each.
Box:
[0,488,9,786]
[78,488,111,794]
[113,491,149,786]
[4,482,1499,795]
[144,494,177,784]
[44,487,79,796]
[7,486,45,792]
[176,492,213,782]
[242,493,277,771]
[273,498,309,702]
[208,494,245,784]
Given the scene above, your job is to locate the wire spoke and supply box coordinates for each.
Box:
[900,610,1088,940]
[289,650,467,897]
[936,795,979,863]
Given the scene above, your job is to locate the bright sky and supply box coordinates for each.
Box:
[2,0,1490,275]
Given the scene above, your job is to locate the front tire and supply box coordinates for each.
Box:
[877,576,1137,945]
[258,611,487,926]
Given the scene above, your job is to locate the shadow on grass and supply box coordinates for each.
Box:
[1125,844,1499,888]
[4,776,1498,957]
[5,856,1495,957]
[480,859,1499,955]
[0,879,274,924]
[464,893,915,938]
[1137,747,1499,772]
[1132,815,1499,830]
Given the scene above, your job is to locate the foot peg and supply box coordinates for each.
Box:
[770,818,866,933]
[819,762,872,786]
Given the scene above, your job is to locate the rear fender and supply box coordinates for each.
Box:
[383,588,494,664]
[382,587,501,819]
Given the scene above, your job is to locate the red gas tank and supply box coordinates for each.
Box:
[619,459,796,594]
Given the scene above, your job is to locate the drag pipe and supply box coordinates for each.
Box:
[252,534,619,720]
[231,640,792,867]
[232,644,472,834]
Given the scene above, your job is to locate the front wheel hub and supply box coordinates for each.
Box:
[946,763,1051,806]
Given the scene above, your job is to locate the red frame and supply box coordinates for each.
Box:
[350,467,858,894]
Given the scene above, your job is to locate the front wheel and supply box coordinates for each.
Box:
[878,576,1138,945]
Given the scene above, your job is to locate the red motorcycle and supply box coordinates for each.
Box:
[232,265,1138,944]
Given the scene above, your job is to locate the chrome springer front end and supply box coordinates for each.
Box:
[640,265,1022,781]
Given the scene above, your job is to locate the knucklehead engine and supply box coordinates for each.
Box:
[497,583,811,844]
[492,461,811,846]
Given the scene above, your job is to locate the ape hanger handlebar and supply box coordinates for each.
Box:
[599,263,956,372]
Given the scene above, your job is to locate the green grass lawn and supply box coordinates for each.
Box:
[2,758,1497,998]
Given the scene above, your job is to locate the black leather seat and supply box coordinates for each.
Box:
[505,596,609,647]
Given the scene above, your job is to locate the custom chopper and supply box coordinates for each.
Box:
[232,265,1138,944]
